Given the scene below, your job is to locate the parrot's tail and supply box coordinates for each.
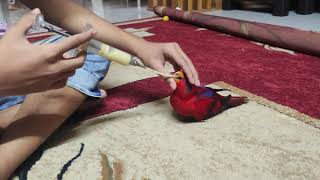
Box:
[228,96,248,108]
[221,95,248,111]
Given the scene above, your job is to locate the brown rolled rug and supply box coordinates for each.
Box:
[154,6,320,57]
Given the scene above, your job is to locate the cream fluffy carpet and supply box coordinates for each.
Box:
[12,63,320,180]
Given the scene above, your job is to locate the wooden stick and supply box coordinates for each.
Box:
[142,66,177,78]
[188,0,193,11]
[162,0,168,6]
[148,0,158,10]
[206,0,212,9]
[147,67,177,78]
[197,0,203,10]
[171,0,178,8]
[180,0,186,10]
[215,0,223,10]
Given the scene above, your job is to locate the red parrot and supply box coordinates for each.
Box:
[170,71,248,122]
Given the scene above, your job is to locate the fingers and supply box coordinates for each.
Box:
[62,46,88,59]
[174,44,200,86]
[51,29,95,55]
[50,79,68,89]
[45,70,75,90]
[168,43,198,85]
[57,53,86,73]
[165,78,177,90]
[9,8,41,37]
[56,70,76,80]
[39,69,73,90]
[148,62,177,90]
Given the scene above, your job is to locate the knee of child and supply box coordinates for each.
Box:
[45,87,86,102]
[35,87,86,117]
[0,156,12,180]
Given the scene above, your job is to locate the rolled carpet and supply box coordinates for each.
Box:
[154,6,320,57]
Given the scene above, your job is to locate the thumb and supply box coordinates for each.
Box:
[166,78,177,90]
[150,63,177,90]
[10,8,41,37]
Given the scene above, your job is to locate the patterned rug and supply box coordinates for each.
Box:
[88,18,320,122]
[12,18,320,180]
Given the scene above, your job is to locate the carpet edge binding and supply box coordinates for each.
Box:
[215,81,320,129]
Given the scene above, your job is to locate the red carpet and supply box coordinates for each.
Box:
[84,19,320,120]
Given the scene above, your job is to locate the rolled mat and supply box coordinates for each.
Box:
[154,6,320,57]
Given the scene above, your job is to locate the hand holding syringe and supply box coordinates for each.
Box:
[32,14,177,79]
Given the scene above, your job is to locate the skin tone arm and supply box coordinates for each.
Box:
[0,87,87,180]
[0,8,96,96]
[20,0,200,90]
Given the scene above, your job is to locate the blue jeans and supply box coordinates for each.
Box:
[0,35,110,111]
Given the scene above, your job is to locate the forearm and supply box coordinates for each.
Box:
[0,87,86,179]
[21,0,148,55]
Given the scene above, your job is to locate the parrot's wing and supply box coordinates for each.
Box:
[205,86,230,93]
[198,88,215,98]
[196,87,224,99]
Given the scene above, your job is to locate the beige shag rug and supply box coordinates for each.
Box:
[13,80,320,180]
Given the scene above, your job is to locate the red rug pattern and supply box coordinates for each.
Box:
[84,20,320,120]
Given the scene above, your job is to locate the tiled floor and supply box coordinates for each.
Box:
[207,10,320,32]
[5,0,320,31]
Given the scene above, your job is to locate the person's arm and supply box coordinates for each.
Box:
[20,0,146,56]
[21,0,200,89]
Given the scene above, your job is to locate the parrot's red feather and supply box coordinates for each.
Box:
[170,75,247,122]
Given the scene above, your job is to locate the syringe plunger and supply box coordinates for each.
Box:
[88,40,145,67]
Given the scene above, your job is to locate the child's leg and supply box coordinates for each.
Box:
[0,105,20,132]
[0,87,86,179]
[0,96,25,132]
[0,35,110,179]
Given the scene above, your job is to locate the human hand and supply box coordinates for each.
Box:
[0,8,95,96]
[136,41,200,90]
